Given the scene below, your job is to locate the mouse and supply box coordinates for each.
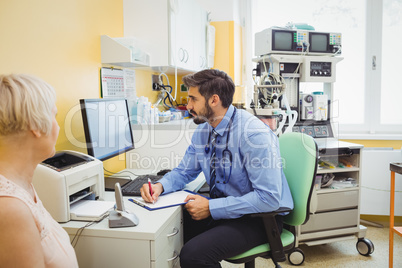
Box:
[157,169,171,176]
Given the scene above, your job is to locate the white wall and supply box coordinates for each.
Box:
[360,149,402,216]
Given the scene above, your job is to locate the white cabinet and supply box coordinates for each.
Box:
[296,141,370,247]
[169,0,194,70]
[61,191,183,268]
[193,1,208,70]
[101,35,150,68]
[60,172,205,268]
[123,0,208,73]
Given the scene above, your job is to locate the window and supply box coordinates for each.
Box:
[380,0,402,126]
[246,0,402,138]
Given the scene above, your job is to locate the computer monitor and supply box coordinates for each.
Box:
[80,98,135,161]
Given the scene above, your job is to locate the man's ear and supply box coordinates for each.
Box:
[209,94,220,107]
[31,129,42,138]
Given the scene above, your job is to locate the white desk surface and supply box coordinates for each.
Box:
[60,170,206,241]
[315,138,364,149]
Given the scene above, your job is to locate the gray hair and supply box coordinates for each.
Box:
[0,74,56,136]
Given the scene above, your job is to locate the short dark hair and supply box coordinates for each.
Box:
[182,69,235,108]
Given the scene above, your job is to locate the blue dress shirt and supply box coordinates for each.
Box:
[158,105,294,220]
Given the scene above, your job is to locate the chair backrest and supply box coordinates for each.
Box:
[279,132,318,226]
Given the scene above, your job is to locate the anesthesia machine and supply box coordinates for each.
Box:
[251,26,343,138]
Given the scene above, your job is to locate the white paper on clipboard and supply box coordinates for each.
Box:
[123,69,136,97]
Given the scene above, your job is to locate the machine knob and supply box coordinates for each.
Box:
[319,71,322,75]
[305,95,313,102]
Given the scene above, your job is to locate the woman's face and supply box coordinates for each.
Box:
[45,106,60,158]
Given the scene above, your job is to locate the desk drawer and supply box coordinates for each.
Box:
[316,190,359,212]
[71,235,150,268]
[152,247,180,268]
[301,209,358,233]
[151,212,183,261]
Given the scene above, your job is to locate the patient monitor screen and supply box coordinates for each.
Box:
[80,98,135,161]
[310,33,328,52]
[273,31,293,51]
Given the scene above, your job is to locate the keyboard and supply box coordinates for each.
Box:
[121,174,162,196]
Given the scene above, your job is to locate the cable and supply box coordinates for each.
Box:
[103,167,139,178]
[158,72,170,86]
[103,168,114,175]
[71,213,109,248]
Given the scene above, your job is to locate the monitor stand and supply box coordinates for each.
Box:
[104,176,131,191]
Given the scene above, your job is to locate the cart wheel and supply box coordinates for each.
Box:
[288,248,305,266]
[356,238,374,256]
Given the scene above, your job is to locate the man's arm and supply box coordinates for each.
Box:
[184,194,210,220]
[209,129,293,220]
[140,140,202,202]
[157,141,202,193]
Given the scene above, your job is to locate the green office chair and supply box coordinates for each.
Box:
[226,132,318,268]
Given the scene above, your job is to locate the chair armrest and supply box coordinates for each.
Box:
[244,209,292,263]
[247,207,292,218]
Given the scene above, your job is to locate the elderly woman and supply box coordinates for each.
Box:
[0,74,78,267]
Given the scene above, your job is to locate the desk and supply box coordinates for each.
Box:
[61,170,205,268]
[389,163,402,268]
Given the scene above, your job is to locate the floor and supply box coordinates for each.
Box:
[221,225,402,268]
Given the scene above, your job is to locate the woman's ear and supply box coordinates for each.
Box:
[30,129,42,138]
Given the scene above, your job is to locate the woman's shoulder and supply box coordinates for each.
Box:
[0,196,35,223]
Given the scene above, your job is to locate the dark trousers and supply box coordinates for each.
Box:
[180,209,283,268]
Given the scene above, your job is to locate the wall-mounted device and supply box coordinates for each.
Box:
[255,27,342,56]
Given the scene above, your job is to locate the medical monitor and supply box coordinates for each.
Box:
[309,32,329,52]
[272,30,294,51]
[80,98,135,161]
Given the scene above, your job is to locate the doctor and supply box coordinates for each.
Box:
[141,69,293,268]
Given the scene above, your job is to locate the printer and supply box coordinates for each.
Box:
[32,150,104,223]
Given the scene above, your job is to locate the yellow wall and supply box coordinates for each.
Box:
[0,0,185,173]
[341,140,402,149]
[1,0,396,173]
[211,21,244,104]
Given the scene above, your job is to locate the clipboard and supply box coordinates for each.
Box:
[128,190,207,211]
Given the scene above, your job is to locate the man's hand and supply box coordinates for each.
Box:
[140,182,163,203]
[184,194,211,220]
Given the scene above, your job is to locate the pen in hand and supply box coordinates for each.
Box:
[148,178,154,204]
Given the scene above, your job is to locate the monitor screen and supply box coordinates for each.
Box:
[310,33,328,52]
[273,30,293,51]
[80,98,135,161]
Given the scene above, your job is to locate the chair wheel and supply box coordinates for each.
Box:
[288,248,305,266]
[356,238,374,256]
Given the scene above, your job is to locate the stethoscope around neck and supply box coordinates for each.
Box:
[204,108,236,184]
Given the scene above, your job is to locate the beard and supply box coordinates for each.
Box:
[190,103,215,125]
